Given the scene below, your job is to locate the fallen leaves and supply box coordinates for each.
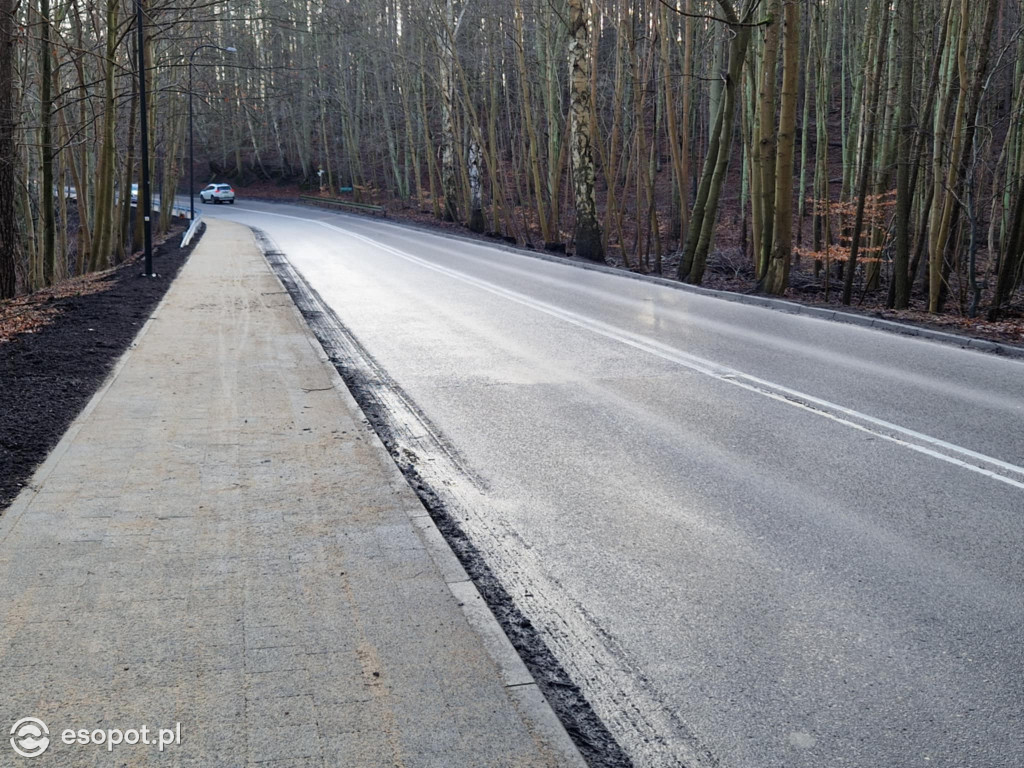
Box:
[0,269,115,344]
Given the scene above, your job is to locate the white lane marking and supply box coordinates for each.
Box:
[244,208,1024,492]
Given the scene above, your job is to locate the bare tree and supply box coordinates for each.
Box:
[763,0,799,294]
[0,0,15,298]
[568,0,602,261]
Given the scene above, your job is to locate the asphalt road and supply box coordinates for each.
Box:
[208,200,1024,768]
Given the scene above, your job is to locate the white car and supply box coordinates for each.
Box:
[200,183,236,204]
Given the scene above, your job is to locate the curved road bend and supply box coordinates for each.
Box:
[207,200,1024,768]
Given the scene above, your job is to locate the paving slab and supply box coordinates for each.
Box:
[0,219,582,767]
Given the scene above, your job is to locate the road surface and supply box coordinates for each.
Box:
[206,199,1024,768]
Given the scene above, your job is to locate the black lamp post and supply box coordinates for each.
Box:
[137,0,153,276]
[189,44,236,222]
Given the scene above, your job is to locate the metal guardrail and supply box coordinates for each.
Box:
[61,187,189,218]
[181,214,202,248]
[299,194,386,216]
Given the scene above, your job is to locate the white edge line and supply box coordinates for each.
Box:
[234,208,1024,493]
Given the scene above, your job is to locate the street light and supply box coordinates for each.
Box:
[189,44,236,222]
[137,0,153,276]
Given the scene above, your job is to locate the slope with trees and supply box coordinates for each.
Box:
[1,0,1023,327]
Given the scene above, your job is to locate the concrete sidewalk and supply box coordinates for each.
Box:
[0,220,582,767]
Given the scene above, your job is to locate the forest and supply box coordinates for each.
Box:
[1,0,1023,322]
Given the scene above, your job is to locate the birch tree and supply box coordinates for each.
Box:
[568,0,602,261]
[438,0,460,222]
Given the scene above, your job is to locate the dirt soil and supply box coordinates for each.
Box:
[0,223,200,509]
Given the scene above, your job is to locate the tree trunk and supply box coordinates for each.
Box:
[680,0,755,285]
[542,7,566,245]
[39,0,55,285]
[812,0,831,256]
[119,72,138,261]
[756,0,782,280]
[988,182,1024,317]
[601,1,627,261]
[467,139,485,233]
[841,0,890,305]
[419,42,441,219]
[568,0,602,261]
[764,0,799,295]
[934,0,999,311]
[927,0,963,311]
[0,0,16,298]
[90,0,119,271]
[680,0,693,247]
[891,0,915,308]
[513,0,552,243]
[439,0,459,222]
